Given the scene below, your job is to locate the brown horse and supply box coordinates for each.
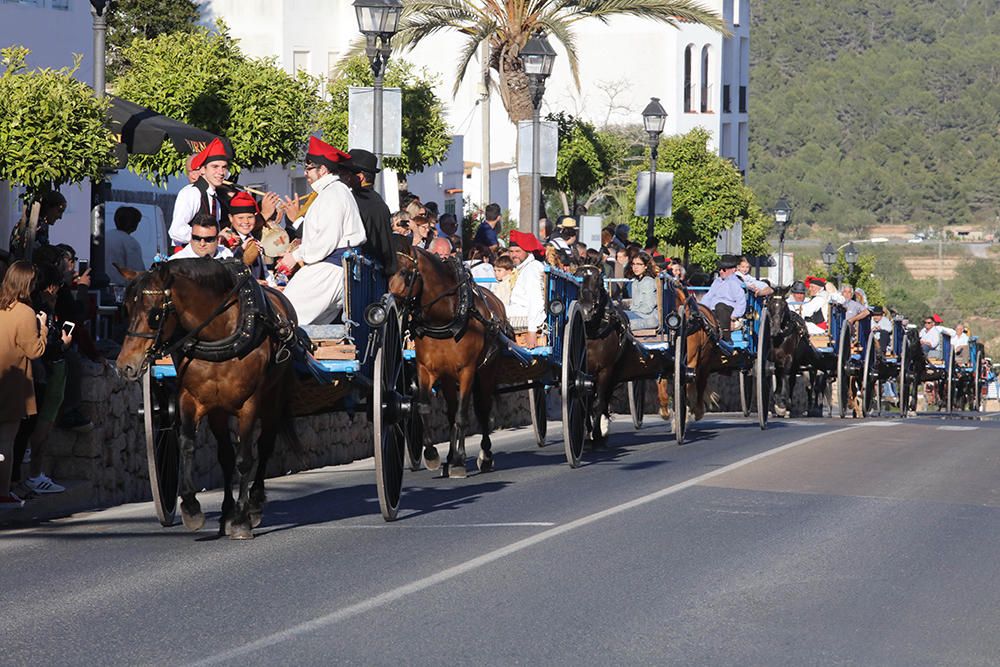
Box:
[117,258,297,539]
[389,248,511,477]
[656,284,722,423]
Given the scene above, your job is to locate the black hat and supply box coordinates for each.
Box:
[718,255,738,270]
[791,280,807,294]
[871,305,884,315]
[345,148,381,175]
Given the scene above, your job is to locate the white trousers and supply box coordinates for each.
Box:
[284,262,345,325]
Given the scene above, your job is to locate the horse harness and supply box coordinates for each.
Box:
[127,260,297,367]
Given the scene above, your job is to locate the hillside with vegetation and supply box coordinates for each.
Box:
[748,0,1000,238]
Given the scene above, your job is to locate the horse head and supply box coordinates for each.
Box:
[116,262,179,382]
[389,249,423,306]
[767,287,792,336]
[574,264,607,324]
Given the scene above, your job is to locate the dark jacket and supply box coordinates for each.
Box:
[353,186,397,276]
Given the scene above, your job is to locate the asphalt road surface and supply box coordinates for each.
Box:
[4,412,1000,666]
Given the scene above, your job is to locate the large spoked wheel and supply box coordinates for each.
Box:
[898,339,917,418]
[373,303,408,521]
[755,308,773,430]
[739,370,753,418]
[561,302,589,468]
[402,358,423,471]
[628,380,645,429]
[673,308,688,445]
[528,385,548,446]
[861,330,878,418]
[836,323,852,418]
[974,345,983,412]
[142,370,180,527]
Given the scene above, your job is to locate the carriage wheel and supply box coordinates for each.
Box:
[974,346,983,412]
[628,380,645,429]
[861,330,878,418]
[738,370,753,418]
[373,304,407,521]
[755,307,773,430]
[672,308,688,445]
[836,322,852,418]
[898,338,910,418]
[142,370,180,527]
[403,359,423,471]
[561,302,589,468]
[528,386,548,447]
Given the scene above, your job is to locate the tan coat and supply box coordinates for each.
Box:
[0,301,46,422]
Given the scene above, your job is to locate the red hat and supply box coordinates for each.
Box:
[804,275,826,288]
[228,191,259,216]
[306,136,351,171]
[191,137,229,170]
[932,313,942,324]
[509,230,544,254]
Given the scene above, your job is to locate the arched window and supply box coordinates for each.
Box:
[684,45,694,112]
[700,45,711,112]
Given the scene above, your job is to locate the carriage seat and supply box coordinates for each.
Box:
[300,324,348,341]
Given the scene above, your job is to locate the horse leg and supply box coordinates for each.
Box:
[227,402,259,540]
[417,363,441,471]
[446,368,475,479]
[473,370,495,473]
[250,411,278,529]
[656,379,671,420]
[206,411,236,536]
[177,392,205,531]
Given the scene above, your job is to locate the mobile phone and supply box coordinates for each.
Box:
[78,260,89,274]
[61,321,75,336]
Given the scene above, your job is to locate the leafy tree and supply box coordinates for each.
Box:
[542,112,608,215]
[318,54,450,176]
[620,128,770,266]
[107,0,202,79]
[0,47,113,199]
[113,25,321,184]
[821,252,885,307]
[393,0,727,230]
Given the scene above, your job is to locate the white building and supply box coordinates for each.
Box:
[0,0,95,258]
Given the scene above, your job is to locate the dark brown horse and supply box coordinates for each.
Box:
[117,258,297,539]
[766,290,830,417]
[389,248,511,477]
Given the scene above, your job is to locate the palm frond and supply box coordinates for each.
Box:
[450,20,501,98]
[562,0,730,38]
[533,16,582,89]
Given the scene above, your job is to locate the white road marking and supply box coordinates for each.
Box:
[188,422,887,667]
[262,521,556,532]
[937,425,979,431]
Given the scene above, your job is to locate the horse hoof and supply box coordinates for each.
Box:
[448,463,467,479]
[249,511,262,529]
[600,414,611,434]
[659,407,671,421]
[228,523,254,540]
[181,504,205,532]
[477,451,493,473]
[424,447,441,471]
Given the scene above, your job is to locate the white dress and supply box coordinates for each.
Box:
[282,174,367,325]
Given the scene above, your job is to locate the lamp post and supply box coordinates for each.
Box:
[641,97,667,250]
[89,0,110,288]
[773,197,791,285]
[354,0,403,196]
[519,30,556,239]
[821,242,836,275]
[843,241,859,283]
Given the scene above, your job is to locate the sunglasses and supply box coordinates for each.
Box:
[191,234,219,243]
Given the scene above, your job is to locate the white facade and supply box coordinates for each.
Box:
[0,0,95,258]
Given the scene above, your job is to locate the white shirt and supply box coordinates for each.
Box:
[736,270,769,293]
[105,228,144,284]
[466,260,495,281]
[953,332,969,348]
[169,182,221,245]
[290,174,366,265]
[919,325,956,351]
[507,254,546,331]
[169,244,233,261]
[872,316,893,333]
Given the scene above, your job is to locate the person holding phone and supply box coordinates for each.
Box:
[0,261,47,508]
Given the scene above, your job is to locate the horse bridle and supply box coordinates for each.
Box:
[576,265,623,339]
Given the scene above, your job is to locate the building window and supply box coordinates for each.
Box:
[739,85,747,113]
[733,0,741,26]
[700,45,711,113]
[292,50,310,73]
[51,0,69,8]
[683,45,694,113]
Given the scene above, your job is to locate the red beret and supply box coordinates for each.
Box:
[932,313,942,324]
[191,137,229,170]
[228,191,258,215]
[306,136,351,171]
[509,230,544,254]
[805,275,826,288]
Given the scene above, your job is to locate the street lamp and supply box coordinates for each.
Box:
[641,97,667,249]
[821,242,836,273]
[844,241,859,278]
[773,197,791,285]
[354,0,403,195]
[89,0,110,288]
[519,30,556,239]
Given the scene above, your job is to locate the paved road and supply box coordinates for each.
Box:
[4,414,1000,666]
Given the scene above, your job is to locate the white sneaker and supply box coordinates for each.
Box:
[25,474,65,494]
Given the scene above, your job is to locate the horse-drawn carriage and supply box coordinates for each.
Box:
[122,251,415,534]
[919,332,987,414]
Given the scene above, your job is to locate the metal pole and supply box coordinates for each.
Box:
[372,48,385,196]
[90,1,109,288]
[777,231,785,286]
[646,139,658,248]
[531,101,541,240]
[480,40,491,209]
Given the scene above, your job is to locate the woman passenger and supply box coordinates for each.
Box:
[623,251,659,330]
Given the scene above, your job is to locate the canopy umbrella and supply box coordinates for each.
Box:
[107,96,221,155]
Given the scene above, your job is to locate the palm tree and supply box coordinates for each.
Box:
[395,0,729,231]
